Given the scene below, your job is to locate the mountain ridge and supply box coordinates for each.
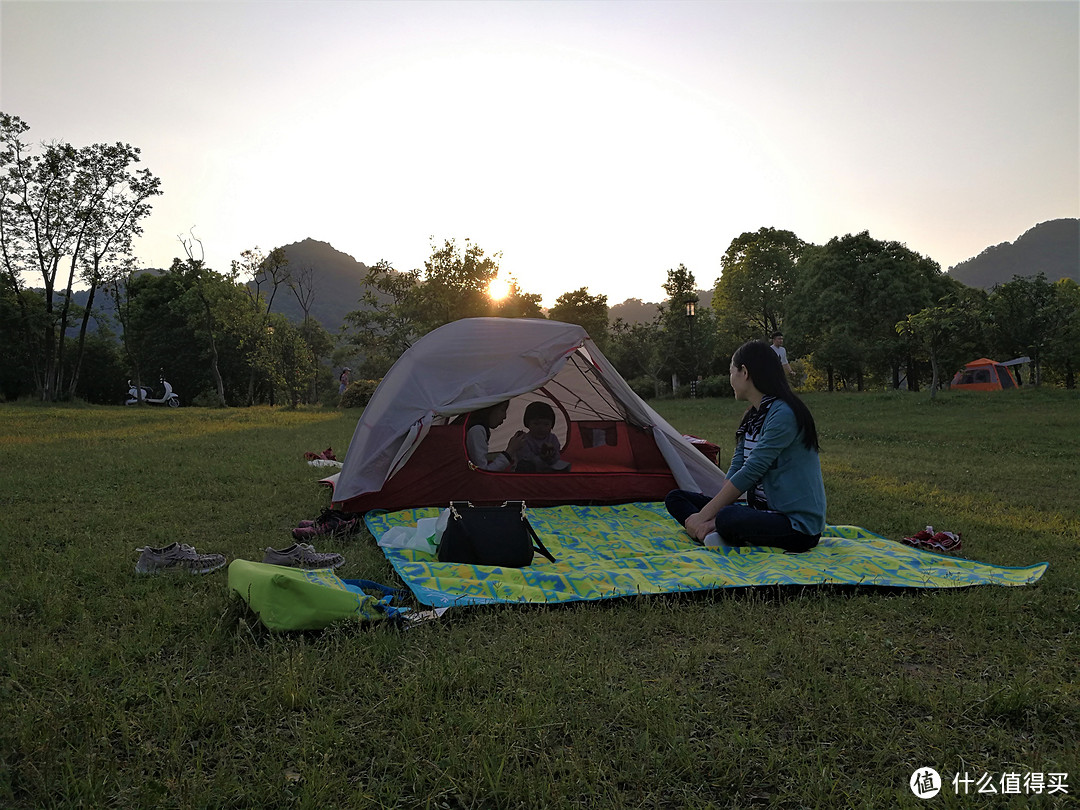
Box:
[947,218,1078,289]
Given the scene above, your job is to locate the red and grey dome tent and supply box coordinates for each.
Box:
[326,317,727,513]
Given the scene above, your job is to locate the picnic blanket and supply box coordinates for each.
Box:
[364,502,1048,608]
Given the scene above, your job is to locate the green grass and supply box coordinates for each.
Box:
[1,391,1078,809]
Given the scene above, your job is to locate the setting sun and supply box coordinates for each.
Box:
[488,274,512,301]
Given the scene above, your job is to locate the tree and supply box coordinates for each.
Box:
[65,142,161,399]
[986,274,1057,385]
[788,232,951,390]
[341,239,545,377]
[1042,278,1080,388]
[492,281,544,321]
[342,260,424,378]
[608,316,667,397]
[233,246,292,404]
[713,227,806,339]
[660,264,716,389]
[548,287,609,350]
[0,113,161,401]
[0,275,46,400]
[417,238,501,330]
[897,289,987,398]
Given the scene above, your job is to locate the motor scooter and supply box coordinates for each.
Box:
[125,375,180,407]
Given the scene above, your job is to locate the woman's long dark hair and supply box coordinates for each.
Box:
[732,340,819,452]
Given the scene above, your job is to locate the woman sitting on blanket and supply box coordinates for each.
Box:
[464,400,527,471]
[665,340,826,553]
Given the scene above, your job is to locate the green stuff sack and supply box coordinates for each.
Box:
[228,559,404,631]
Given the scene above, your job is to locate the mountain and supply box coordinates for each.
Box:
[63,240,378,336]
[948,219,1079,289]
[273,238,382,333]
[608,289,714,325]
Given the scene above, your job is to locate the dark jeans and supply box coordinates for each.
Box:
[664,489,819,553]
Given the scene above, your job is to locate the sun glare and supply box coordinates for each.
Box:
[488,275,512,301]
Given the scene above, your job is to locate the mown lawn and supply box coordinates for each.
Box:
[1,389,1077,809]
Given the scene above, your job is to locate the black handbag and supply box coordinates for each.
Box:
[437,501,557,567]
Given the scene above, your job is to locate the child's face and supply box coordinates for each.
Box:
[525,417,554,438]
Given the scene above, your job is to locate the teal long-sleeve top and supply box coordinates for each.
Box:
[726,399,827,536]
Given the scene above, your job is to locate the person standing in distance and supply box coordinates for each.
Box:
[770,332,794,376]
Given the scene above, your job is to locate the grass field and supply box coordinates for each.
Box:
[1,389,1077,808]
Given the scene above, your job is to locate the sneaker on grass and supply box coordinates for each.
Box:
[262,543,345,570]
[135,542,226,574]
[902,526,935,549]
[928,531,962,553]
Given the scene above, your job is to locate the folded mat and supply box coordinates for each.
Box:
[364,502,1048,608]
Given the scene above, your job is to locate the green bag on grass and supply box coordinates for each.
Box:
[228,559,405,631]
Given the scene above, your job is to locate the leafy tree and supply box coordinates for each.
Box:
[788,232,951,390]
[713,227,807,339]
[548,287,609,350]
[0,112,161,401]
[341,239,544,377]
[492,281,544,321]
[233,246,293,404]
[417,238,501,329]
[896,288,987,398]
[65,143,161,399]
[0,276,47,400]
[986,274,1057,385]
[342,260,424,378]
[260,312,316,408]
[661,264,717,389]
[1042,278,1080,388]
[608,316,667,397]
[69,328,127,404]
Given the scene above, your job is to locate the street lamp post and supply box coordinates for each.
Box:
[686,300,697,398]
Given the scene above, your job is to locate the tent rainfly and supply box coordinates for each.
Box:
[327,318,727,513]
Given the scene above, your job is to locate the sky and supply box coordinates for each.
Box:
[2,0,1077,307]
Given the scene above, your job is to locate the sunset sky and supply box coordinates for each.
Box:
[3,0,1077,307]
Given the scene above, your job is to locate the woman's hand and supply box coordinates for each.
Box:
[683,512,712,542]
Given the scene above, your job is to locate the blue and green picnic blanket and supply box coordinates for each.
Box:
[364,502,1048,608]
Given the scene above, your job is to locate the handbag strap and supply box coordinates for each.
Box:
[523,518,557,563]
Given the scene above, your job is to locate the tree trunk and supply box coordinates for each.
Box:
[68,280,99,399]
[198,291,227,407]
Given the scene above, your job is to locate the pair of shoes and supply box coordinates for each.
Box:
[292,509,360,541]
[927,530,962,553]
[135,543,227,574]
[303,446,336,461]
[902,526,936,549]
[262,543,345,569]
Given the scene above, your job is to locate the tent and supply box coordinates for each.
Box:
[328,318,727,513]
[950,357,1019,391]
